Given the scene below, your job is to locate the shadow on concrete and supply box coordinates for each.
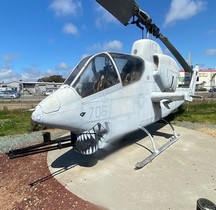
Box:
[51,149,98,169]
[50,121,173,169]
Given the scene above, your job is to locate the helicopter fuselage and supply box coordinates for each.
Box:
[32,39,196,155]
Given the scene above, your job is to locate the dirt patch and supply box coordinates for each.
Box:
[197,127,216,138]
[174,121,216,138]
[0,153,104,210]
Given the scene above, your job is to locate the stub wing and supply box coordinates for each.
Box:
[151,92,187,103]
[151,65,200,103]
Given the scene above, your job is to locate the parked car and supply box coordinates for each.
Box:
[0,90,20,99]
[41,90,55,96]
[209,88,216,92]
[23,89,32,95]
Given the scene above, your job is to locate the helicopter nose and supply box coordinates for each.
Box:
[32,95,61,124]
[39,95,61,114]
[31,86,82,131]
[32,105,43,123]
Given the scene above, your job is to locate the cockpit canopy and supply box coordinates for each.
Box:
[64,53,144,98]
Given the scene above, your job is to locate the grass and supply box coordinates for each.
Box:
[0,107,33,136]
[167,100,216,124]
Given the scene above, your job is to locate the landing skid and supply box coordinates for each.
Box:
[135,120,180,170]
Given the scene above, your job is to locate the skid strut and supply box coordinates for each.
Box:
[135,120,180,170]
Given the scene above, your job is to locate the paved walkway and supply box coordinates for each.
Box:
[47,123,216,210]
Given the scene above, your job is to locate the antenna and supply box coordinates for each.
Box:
[188,52,191,66]
[146,30,149,39]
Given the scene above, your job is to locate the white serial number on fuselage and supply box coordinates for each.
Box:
[89,105,109,120]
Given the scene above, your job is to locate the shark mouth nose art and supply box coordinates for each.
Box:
[76,123,107,155]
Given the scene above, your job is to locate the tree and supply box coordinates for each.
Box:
[37,75,65,83]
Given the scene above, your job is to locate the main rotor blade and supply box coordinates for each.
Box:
[96,0,135,25]
[159,34,192,73]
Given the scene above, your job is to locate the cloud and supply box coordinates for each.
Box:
[87,40,123,52]
[0,54,50,83]
[208,29,216,35]
[1,54,20,69]
[49,0,82,17]
[95,5,118,28]
[56,62,71,70]
[21,68,43,80]
[81,54,90,60]
[164,0,207,26]
[205,49,216,55]
[0,54,70,83]
[0,69,17,83]
[0,66,63,83]
[2,54,20,61]
[21,67,61,81]
[62,23,78,35]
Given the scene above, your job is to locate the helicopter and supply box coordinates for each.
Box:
[31,0,199,169]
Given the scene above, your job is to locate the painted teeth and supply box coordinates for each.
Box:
[90,132,96,139]
[89,147,92,154]
[80,144,99,155]
[77,123,107,155]
[87,133,91,139]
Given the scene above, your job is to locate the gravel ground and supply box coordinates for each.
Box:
[0,131,44,153]
[174,121,216,138]
[0,129,67,153]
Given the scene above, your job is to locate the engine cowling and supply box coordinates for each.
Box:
[153,54,179,92]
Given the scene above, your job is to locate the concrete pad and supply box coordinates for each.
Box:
[47,123,216,210]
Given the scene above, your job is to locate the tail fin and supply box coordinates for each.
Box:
[179,65,200,102]
[184,65,201,101]
[189,65,199,95]
[189,65,199,96]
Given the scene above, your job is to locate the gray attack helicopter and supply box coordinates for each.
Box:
[30,0,199,169]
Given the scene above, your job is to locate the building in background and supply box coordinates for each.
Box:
[0,81,62,95]
[179,69,216,91]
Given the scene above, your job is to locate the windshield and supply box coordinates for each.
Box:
[72,54,119,98]
[64,55,91,86]
[110,53,144,86]
[65,53,144,98]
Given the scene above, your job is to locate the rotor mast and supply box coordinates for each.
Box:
[133,6,192,73]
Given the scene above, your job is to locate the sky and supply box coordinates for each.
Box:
[0,0,216,83]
